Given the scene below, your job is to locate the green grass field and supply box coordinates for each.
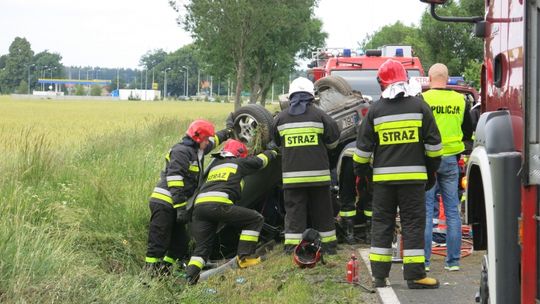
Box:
[0,96,373,303]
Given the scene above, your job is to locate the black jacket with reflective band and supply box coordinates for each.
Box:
[150,129,231,208]
[273,104,340,189]
[354,95,442,184]
[195,150,276,204]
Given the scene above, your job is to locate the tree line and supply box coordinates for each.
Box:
[361,0,484,88]
[1,0,484,101]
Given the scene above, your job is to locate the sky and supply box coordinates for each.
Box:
[0,0,426,69]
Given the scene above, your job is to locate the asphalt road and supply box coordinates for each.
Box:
[358,248,484,304]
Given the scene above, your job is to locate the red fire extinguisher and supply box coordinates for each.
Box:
[347,254,359,283]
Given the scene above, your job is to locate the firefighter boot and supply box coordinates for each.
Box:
[184,264,201,285]
[363,219,372,245]
[344,218,356,244]
[144,262,170,278]
[237,256,262,269]
[373,277,388,288]
[407,277,440,289]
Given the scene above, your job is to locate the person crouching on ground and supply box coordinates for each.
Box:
[185,139,278,285]
[144,118,233,277]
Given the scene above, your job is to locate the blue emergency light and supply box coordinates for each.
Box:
[448,76,465,85]
[395,48,404,57]
[343,48,351,57]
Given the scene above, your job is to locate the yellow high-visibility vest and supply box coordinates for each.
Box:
[422,89,466,156]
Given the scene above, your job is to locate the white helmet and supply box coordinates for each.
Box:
[288,77,314,98]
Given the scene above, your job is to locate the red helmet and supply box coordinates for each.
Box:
[293,229,322,268]
[222,139,248,158]
[377,59,408,88]
[186,119,215,143]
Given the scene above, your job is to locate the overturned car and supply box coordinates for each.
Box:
[203,75,371,259]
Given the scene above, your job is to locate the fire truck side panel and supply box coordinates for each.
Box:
[467,110,522,304]
[523,0,540,302]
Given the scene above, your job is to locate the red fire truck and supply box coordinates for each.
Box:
[307,46,424,101]
[421,1,538,303]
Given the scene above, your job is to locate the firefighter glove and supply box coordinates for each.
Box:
[266,139,279,151]
[225,112,235,129]
[425,172,437,191]
[353,163,370,177]
[176,208,191,223]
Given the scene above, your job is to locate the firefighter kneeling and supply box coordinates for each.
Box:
[353,59,442,289]
[185,139,277,285]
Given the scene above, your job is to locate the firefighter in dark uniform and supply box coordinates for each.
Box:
[337,142,373,244]
[353,59,442,289]
[144,118,233,276]
[273,77,341,254]
[185,139,277,284]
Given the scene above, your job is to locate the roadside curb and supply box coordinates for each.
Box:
[358,248,401,304]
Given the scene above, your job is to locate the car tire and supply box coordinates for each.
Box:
[314,75,353,96]
[232,104,274,149]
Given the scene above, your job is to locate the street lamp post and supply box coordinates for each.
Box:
[41,66,48,91]
[163,67,171,100]
[182,66,189,98]
[197,69,201,96]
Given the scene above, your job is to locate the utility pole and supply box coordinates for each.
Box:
[182,66,189,98]
[164,67,171,100]
[197,69,200,96]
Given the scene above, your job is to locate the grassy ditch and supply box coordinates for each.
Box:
[0,97,376,303]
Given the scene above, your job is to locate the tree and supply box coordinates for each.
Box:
[33,50,63,92]
[74,84,86,96]
[0,37,34,93]
[246,1,326,104]
[418,0,483,75]
[179,0,324,109]
[361,0,483,78]
[463,59,482,89]
[90,85,102,96]
[361,21,430,71]
[139,49,168,70]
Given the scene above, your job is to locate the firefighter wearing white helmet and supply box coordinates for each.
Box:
[272,77,341,255]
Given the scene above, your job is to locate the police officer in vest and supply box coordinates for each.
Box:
[422,63,473,272]
[272,77,341,255]
[353,59,442,289]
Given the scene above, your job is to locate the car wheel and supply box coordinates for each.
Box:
[232,104,274,149]
[314,75,353,96]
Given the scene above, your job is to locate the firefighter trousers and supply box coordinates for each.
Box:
[145,201,189,265]
[339,157,373,221]
[190,202,264,262]
[284,186,337,253]
[370,183,426,281]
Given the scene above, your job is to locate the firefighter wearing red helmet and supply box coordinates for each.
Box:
[353,59,443,289]
[184,139,278,284]
[272,77,341,255]
[144,117,234,277]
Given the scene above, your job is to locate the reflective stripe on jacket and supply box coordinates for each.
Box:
[195,150,276,205]
[150,129,230,209]
[273,104,340,189]
[354,95,442,184]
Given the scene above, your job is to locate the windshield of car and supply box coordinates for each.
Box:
[331,69,422,99]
